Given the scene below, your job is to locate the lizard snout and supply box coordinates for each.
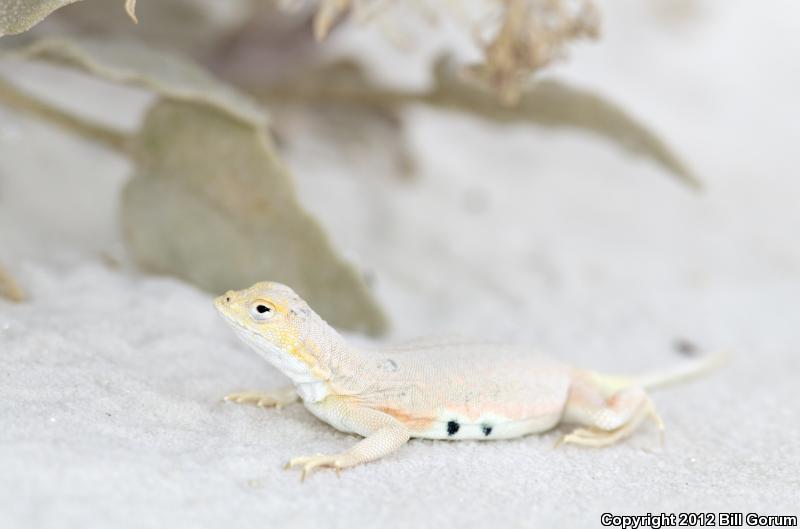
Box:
[214,291,236,309]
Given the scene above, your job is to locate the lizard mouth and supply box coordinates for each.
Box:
[213,302,250,334]
[215,308,248,332]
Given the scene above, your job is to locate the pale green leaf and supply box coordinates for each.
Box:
[10,36,267,128]
[44,0,256,58]
[0,37,387,334]
[124,99,388,335]
[0,0,134,37]
[426,58,701,188]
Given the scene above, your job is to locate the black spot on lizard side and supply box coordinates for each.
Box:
[447,420,460,436]
[481,424,493,436]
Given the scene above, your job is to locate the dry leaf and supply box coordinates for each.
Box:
[313,0,352,40]
[0,261,25,302]
[124,0,137,23]
[0,0,134,37]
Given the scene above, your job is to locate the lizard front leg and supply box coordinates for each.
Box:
[286,399,410,480]
[223,386,299,409]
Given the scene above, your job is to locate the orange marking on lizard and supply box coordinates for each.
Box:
[377,407,436,431]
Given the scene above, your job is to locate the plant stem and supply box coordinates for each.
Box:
[0,77,133,156]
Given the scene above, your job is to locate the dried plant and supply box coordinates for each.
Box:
[466,0,600,103]
[303,0,599,102]
[258,57,700,187]
[0,0,699,335]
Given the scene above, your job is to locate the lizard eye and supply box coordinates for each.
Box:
[250,301,275,321]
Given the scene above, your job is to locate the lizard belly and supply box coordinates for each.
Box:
[412,408,564,440]
[375,372,572,441]
[327,343,573,440]
[387,360,571,440]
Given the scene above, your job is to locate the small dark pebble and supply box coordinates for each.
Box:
[674,338,698,356]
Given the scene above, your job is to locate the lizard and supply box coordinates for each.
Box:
[215,281,727,479]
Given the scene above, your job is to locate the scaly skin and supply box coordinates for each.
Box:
[215,282,726,479]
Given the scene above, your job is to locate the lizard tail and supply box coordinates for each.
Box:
[591,350,730,394]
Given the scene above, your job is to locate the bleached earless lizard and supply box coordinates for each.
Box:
[215,282,725,479]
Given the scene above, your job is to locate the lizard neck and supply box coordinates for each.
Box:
[294,318,393,402]
[290,316,352,402]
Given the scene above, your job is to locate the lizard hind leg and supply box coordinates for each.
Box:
[558,383,664,448]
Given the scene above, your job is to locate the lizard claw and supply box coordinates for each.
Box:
[223,390,296,409]
[285,453,346,480]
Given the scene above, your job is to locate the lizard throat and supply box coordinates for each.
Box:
[228,323,330,401]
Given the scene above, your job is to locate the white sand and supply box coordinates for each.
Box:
[1,1,798,527]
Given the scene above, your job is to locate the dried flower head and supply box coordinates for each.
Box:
[295,0,600,104]
[466,0,600,103]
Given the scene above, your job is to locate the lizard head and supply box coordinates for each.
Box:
[214,282,331,383]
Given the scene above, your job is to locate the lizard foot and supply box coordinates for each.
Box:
[557,426,622,447]
[223,388,297,409]
[285,453,349,481]
[557,401,665,448]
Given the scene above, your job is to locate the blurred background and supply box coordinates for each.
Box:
[0,1,798,527]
